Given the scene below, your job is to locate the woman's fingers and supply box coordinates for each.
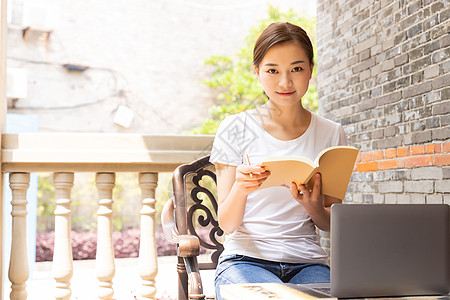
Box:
[241,172,271,188]
[311,173,322,199]
[290,182,298,198]
[290,174,325,217]
[237,165,270,181]
[235,164,271,194]
[291,173,321,201]
[238,165,266,176]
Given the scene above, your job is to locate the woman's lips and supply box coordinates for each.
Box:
[277,91,295,96]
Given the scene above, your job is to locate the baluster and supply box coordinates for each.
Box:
[8,172,30,300]
[138,172,158,299]
[95,172,116,300]
[52,172,74,299]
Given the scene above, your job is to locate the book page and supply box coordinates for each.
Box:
[314,146,359,199]
[259,158,316,190]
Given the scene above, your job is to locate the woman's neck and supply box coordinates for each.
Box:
[262,101,310,126]
[255,101,311,141]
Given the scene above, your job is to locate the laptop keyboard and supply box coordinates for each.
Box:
[313,286,331,295]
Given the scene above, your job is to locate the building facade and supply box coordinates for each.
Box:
[317,0,449,208]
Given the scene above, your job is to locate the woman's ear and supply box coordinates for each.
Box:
[309,62,314,79]
[254,65,260,77]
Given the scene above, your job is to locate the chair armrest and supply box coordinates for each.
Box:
[178,231,204,299]
[162,198,205,299]
[178,235,200,257]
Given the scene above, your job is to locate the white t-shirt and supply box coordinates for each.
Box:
[210,109,348,264]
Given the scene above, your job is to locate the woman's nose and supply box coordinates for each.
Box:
[279,74,293,88]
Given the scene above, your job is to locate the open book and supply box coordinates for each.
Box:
[258,146,359,199]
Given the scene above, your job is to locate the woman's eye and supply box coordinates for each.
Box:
[267,69,278,74]
[292,67,303,72]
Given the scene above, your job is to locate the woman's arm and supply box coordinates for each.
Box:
[215,162,270,234]
[290,173,341,232]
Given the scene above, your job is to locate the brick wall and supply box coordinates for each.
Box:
[316,0,449,210]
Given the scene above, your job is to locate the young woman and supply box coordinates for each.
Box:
[210,22,348,299]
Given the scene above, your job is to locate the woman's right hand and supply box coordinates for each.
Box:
[235,164,271,195]
[215,162,270,233]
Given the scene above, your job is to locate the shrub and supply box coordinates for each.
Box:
[36,227,178,262]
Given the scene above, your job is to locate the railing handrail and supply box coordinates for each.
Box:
[1,133,214,172]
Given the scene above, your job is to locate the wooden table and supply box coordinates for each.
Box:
[220,283,450,300]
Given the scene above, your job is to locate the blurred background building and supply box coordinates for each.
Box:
[6,0,316,133]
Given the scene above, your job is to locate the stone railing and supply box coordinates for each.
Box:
[1,133,214,300]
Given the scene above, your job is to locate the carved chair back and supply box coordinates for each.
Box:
[172,155,224,299]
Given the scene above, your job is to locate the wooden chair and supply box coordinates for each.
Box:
[162,155,224,300]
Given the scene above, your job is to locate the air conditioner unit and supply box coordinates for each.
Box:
[22,1,58,30]
[7,68,28,99]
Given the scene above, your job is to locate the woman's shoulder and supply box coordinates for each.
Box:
[311,111,343,130]
[211,111,252,166]
[310,111,348,146]
[220,111,249,123]
[216,111,254,133]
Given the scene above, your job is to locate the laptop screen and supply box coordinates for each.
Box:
[330,204,450,298]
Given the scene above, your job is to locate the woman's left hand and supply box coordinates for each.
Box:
[290,173,325,216]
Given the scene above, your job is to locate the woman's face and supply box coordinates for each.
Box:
[254,42,313,108]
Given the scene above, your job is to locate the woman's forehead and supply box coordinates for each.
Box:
[262,42,309,63]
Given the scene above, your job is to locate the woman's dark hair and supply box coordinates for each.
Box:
[253,22,314,67]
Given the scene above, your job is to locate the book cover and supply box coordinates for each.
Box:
[220,283,337,300]
[258,146,359,199]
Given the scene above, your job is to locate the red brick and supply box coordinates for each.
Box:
[434,154,450,166]
[373,150,384,160]
[411,145,425,155]
[425,143,440,154]
[356,153,362,163]
[443,142,450,153]
[379,159,401,170]
[356,161,378,172]
[360,152,373,162]
[403,155,433,168]
[397,147,410,157]
[384,149,397,159]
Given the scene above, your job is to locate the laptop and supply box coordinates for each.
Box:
[308,203,450,298]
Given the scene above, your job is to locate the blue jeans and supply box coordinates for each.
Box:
[214,254,330,300]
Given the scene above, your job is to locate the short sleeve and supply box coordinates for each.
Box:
[337,124,348,146]
[209,115,244,166]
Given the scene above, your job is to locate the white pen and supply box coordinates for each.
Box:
[244,153,253,178]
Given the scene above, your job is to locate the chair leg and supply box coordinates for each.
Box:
[184,257,205,300]
[177,256,188,300]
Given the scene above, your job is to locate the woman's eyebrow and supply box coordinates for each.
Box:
[264,60,306,67]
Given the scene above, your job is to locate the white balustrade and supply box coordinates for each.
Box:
[52,172,75,300]
[138,172,159,299]
[95,172,116,300]
[1,132,214,299]
[8,172,30,300]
